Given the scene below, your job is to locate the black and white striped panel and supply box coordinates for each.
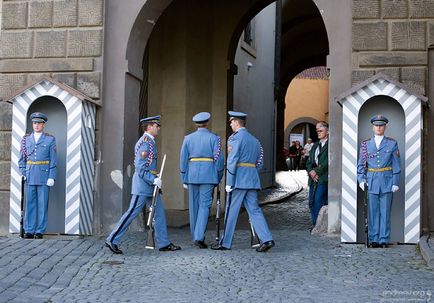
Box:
[79,102,96,235]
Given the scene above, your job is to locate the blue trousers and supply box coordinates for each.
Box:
[188,184,214,241]
[308,183,328,226]
[368,192,392,244]
[106,194,171,249]
[25,185,49,234]
[220,189,273,248]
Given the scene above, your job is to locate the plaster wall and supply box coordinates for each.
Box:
[233,3,276,188]
[284,78,329,147]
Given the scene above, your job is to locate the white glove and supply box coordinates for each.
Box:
[392,185,399,193]
[359,182,366,191]
[22,176,26,181]
[225,185,233,193]
[153,177,162,188]
[183,184,188,189]
[47,178,55,187]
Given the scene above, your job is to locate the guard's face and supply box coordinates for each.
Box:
[316,125,328,140]
[229,118,238,132]
[373,124,386,136]
[147,123,161,137]
[32,122,45,133]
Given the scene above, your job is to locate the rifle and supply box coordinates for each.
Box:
[362,140,369,247]
[20,176,25,238]
[249,219,260,248]
[215,188,221,243]
[364,182,369,247]
[145,154,167,250]
[220,190,233,244]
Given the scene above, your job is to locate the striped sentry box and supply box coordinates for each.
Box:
[7,77,97,235]
[338,73,427,244]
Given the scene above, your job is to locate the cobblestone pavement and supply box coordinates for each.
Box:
[0,173,433,303]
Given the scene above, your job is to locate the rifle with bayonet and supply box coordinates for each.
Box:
[20,176,25,238]
[362,140,369,247]
[215,187,221,243]
[364,182,369,247]
[145,154,167,249]
[249,219,260,248]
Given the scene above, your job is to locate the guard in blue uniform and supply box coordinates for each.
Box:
[357,115,401,248]
[212,111,274,252]
[105,115,181,254]
[180,112,224,248]
[18,112,57,239]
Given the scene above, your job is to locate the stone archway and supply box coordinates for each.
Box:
[100,0,351,235]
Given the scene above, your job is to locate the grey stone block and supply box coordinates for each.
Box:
[0,58,94,73]
[79,0,103,26]
[429,22,434,47]
[29,1,53,28]
[68,30,103,57]
[375,68,400,81]
[1,2,27,29]
[77,72,100,98]
[0,191,10,235]
[353,0,380,18]
[311,205,327,234]
[351,70,375,86]
[358,52,427,67]
[53,0,78,27]
[410,0,434,18]
[0,74,27,101]
[392,21,426,50]
[0,133,11,161]
[52,73,76,88]
[0,102,13,131]
[401,67,426,95]
[353,22,387,51]
[27,73,51,84]
[0,162,11,191]
[0,32,33,59]
[382,0,408,18]
[35,31,67,58]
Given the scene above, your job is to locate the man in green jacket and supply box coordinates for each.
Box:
[306,121,329,227]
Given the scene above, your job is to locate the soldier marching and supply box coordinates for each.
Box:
[180,112,224,249]
[105,115,181,254]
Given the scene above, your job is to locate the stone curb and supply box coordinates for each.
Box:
[258,173,304,206]
[419,235,434,269]
[258,185,303,206]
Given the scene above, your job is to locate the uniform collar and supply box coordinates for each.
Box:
[144,132,155,141]
[32,132,44,143]
[197,128,209,132]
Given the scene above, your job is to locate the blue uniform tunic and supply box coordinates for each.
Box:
[18,133,57,234]
[357,136,401,244]
[220,128,273,248]
[107,133,171,248]
[180,128,224,241]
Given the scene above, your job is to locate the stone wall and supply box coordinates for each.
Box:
[0,0,104,233]
[352,0,433,94]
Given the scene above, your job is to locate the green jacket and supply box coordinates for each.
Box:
[306,140,328,185]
